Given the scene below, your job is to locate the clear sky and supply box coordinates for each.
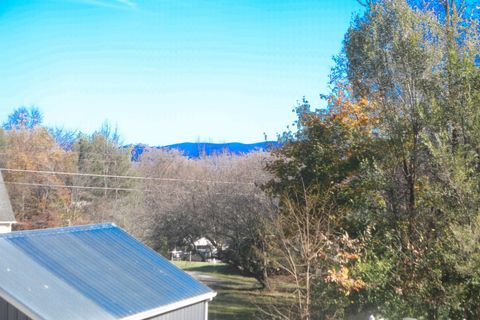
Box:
[0,0,362,146]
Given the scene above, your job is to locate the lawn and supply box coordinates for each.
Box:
[174,261,292,320]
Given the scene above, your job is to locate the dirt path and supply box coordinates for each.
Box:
[186,270,243,287]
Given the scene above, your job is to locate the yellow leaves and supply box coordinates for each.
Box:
[373,193,387,208]
[321,234,366,295]
[326,86,379,132]
[326,266,366,294]
[338,251,360,261]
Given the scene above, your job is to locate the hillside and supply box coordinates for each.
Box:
[130,141,278,160]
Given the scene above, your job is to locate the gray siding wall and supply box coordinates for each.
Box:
[0,296,206,320]
[0,297,31,320]
[147,302,207,320]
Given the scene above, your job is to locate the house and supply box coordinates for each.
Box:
[193,237,216,260]
[0,173,15,233]
[0,223,216,320]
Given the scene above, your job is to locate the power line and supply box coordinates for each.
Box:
[1,181,255,196]
[0,168,256,185]
[3,181,143,192]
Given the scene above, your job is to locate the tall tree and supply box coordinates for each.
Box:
[340,0,479,317]
[264,92,377,318]
[72,121,133,221]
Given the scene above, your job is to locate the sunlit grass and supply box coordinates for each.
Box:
[174,261,292,320]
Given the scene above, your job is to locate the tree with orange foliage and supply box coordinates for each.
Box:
[327,86,379,132]
[2,127,76,229]
[264,186,364,320]
[264,89,377,202]
[264,92,375,319]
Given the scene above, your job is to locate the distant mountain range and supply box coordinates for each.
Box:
[130,141,279,160]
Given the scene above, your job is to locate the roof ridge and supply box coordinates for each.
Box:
[0,223,117,239]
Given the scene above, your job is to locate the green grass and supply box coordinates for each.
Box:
[174,261,291,320]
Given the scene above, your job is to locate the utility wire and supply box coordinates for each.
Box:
[1,181,254,196]
[3,181,143,192]
[0,168,256,185]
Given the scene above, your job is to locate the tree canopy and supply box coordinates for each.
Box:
[265,0,480,318]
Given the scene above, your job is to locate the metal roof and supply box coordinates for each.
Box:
[0,223,215,320]
[0,173,15,222]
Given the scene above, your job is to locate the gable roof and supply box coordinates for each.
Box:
[0,173,15,223]
[0,223,215,320]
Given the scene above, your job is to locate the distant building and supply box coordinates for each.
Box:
[194,237,216,260]
[194,237,213,248]
[0,173,15,233]
[0,223,216,320]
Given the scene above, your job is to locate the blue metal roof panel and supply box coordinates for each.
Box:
[0,224,214,319]
[0,240,116,320]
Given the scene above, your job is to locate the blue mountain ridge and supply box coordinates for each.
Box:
[129,141,279,160]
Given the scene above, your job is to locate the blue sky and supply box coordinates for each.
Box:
[0,0,362,145]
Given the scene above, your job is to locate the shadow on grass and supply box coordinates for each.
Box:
[181,263,255,279]
[211,284,264,291]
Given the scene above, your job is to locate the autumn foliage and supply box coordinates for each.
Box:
[1,127,75,229]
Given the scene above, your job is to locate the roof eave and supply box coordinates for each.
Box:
[120,291,217,320]
[0,286,43,320]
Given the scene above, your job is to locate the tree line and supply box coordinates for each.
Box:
[0,111,274,287]
[261,0,480,319]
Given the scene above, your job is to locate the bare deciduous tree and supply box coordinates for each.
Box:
[265,186,363,320]
[136,149,275,285]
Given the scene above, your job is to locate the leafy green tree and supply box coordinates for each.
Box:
[337,0,479,317]
[72,121,133,221]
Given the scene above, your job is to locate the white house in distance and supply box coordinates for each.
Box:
[0,173,16,233]
[194,237,217,260]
